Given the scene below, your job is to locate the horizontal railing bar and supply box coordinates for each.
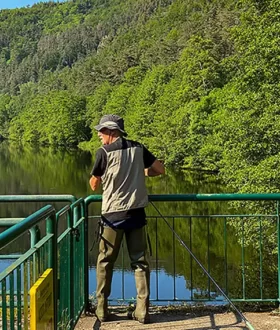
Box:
[146,215,277,218]
[230,299,278,302]
[0,234,52,280]
[0,255,21,259]
[149,194,280,201]
[0,205,55,250]
[85,193,280,204]
[56,204,70,218]
[71,198,85,209]
[31,234,52,250]
[0,247,36,281]
[87,215,277,219]
[58,228,71,243]
[74,217,85,228]
[0,219,24,227]
[111,298,278,302]
[0,195,76,203]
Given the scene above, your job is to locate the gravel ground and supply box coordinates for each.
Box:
[75,306,280,330]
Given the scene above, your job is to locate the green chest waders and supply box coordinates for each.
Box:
[95,224,150,323]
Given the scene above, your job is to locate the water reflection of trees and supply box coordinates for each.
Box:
[1,142,278,301]
[0,142,93,218]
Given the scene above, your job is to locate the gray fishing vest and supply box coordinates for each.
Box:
[101,143,148,215]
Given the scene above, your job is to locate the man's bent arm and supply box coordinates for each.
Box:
[89,176,101,191]
[145,159,165,177]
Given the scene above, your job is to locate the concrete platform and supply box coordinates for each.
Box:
[74,306,280,330]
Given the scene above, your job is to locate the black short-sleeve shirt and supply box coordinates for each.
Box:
[91,140,156,178]
[90,138,156,229]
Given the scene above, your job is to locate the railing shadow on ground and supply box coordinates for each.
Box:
[89,309,247,330]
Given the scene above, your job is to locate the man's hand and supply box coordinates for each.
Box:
[89,176,101,191]
[145,159,165,177]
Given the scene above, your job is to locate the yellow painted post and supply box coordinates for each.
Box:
[30,268,54,330]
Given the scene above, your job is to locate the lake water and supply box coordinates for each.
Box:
[0,141,277,303]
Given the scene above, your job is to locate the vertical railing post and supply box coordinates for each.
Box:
[207,217,210,300]
[277,201,280,310]
[156,217,159,301]
[224,217,228,295]
[172,217,176,301]
[241,218,245,300]
[68,209,74,328]
[259,216,263,300]
[84,200,89,312]
[47,213,58,330]
[29,225,40,283]
[29,226,40,248]
[121,241,125,301]
[190,217,193,300]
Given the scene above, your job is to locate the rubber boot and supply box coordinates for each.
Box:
[126,227,150,323]
[95,226,123,322]
[129,269,150,323]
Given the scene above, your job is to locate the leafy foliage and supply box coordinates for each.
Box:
[9,90,89,145]
[0,0,280,201]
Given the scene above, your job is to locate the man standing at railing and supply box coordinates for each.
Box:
[89,114,165,324]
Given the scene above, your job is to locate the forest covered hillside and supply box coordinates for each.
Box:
[0,0,280,194]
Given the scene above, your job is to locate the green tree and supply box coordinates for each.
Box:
[9,90,89,145]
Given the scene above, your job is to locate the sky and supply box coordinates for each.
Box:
[0,0,66,10]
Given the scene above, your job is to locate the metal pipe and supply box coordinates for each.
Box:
[86,193,280,203]
[0,219,24,227]
[277,202,280,310]
[0,206,55,250]
[0,195,76,203]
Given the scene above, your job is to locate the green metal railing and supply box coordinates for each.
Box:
[85,194,280,306]
[0,195,85,330]
[0,205,57,329]
[0,193,279,329]
[0,195,76,204]
[56,198,86,329]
